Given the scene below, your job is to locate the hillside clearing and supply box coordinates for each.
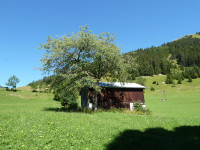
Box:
[0,78,200,149]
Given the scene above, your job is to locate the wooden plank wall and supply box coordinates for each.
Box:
[89,88,145,109]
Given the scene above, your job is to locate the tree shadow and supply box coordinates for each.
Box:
[8,89,18,92]
[43,106,94,114]
[106,126,200,150]
[44,107,77,112]
[32,90,38,92]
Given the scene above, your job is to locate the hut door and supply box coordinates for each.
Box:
[81,88,89,108]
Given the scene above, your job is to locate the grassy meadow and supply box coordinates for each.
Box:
[0,77,200,149]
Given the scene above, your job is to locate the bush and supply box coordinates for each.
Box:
[68,103,79,111]
[171,82,176,87]
[152,81,156,84]
[133,101,152,115]
[136,76,146,86]
[131,74,136,80]
[29,81,38,92]
[133,101,143,111]
[194,65,200,77]
[150,87,155,91]
[188,76,192,82]
[184,67,198,79]
[145,108,152,115]
[52,76,80,107]
[174,72,184,80]
[165,73,174,84]
[177,78,182,84]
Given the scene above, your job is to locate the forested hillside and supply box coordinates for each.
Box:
[125,32,200,79]
[29,32,200,90]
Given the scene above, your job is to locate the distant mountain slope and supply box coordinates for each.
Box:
[174,33,200,41]
[187,33,200,39]
[166,34,200,67]
[124,32,200,78]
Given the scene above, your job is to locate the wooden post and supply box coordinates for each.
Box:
[81,87,89,108]
[130,103,133,111]
[93,90,98,111]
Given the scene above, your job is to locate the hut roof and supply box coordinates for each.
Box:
[99,82,146,89]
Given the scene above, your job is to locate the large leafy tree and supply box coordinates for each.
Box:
[6,75,20,91]
[40,25,127,107]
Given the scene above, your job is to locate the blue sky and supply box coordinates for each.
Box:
[0,0,200,87]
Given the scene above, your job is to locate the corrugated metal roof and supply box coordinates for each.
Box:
[99,82,146,89]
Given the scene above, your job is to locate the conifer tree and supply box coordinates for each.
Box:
[188,76,192,82]
[165,73,173,84]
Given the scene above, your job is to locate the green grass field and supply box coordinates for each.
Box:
[0,78,200,150]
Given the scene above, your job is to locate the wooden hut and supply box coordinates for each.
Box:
[81,82,146,110]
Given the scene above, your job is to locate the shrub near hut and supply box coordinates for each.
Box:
[133,101,152,115]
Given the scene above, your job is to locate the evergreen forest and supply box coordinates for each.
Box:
[124,32,200,81]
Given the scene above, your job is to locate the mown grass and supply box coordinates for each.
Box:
[0,78,200,149]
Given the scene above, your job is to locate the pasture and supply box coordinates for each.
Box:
[0,78,200,150]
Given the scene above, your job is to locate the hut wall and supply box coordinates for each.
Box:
[89,88,145,109]
[88,88,94,103]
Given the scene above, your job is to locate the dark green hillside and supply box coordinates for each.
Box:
[125,33,200,78]
[166,36,200,67]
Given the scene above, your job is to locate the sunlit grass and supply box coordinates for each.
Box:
[0,81,200,149]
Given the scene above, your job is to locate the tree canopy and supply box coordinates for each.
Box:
[40,25,127,106]
[6,75,20,91]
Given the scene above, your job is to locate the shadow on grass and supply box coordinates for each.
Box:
[106,126,200,150]
[44,107,94,113]
[44,107,77,112]
[6,89,18,92]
